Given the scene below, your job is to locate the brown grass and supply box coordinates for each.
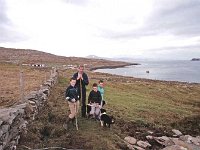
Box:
[0,63,51,107]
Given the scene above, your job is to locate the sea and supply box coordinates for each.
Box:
[94,60,200,83]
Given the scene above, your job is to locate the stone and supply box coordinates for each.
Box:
[25,91,38,100]
[179,135,193,143]
[147,131,154,134]
[0,130,3,137]
[7,113,16,125]
[127,144,135,150]
[146,135,154,140]
[172,129,183,136]
[124,136,137,145]
[1,125,10,134]
[180,135,200,146]
[162,145,188,150]
[0,120,3,126]
[132,145,145,150]
[171,138,200,150]
[154,136,174,146]
[137,140,151,148]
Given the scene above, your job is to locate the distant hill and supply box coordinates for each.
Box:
[191,58,200,61]
[86,55,103,59]
[0,47,135,70]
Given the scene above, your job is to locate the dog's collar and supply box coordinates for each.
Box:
[101,112,106,115]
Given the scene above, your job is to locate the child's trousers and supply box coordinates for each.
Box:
[68,100,80,119]
[90,103,101,117]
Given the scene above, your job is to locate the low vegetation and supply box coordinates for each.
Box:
[17,69,200,149]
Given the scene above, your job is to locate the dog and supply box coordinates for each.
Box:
[100,108,115,128]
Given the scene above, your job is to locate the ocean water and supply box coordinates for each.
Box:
[94,60,200,83]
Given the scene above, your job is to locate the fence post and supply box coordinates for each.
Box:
[19,64,24,102]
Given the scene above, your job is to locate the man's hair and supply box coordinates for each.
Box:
[78,64,84,68]
[92,83,98,87]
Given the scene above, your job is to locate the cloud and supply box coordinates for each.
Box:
[99,0,200,39]
[146,0,200,36]
[62,0,89,6]
[0,0,26,43]
[1,0,200,59]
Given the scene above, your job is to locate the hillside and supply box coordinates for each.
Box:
[0,47,137,107]
[0,47,137,69]
[16,69,200,149]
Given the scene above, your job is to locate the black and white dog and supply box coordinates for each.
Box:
[100,108,115,128]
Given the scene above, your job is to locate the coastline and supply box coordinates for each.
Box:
[91,62,200,85]
[92,70,200,86]
[89,62,140,71]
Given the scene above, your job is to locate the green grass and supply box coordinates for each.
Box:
[17,70,200,149]
[103,79,200,126]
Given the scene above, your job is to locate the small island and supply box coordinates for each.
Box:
[191,58,200,61]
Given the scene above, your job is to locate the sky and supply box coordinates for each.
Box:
[0,0,200,60]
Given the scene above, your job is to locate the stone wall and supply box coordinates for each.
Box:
[0,69,58,150]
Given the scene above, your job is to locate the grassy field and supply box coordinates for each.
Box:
[17,69,200,149]
[0,63,52,107]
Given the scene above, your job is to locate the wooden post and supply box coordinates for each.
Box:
[19,70,24,101]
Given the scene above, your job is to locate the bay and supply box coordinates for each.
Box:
[94,60,200,83]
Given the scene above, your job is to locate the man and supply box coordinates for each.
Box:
[73,65,89,117]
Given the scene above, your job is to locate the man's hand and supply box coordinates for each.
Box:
[77,73,83,80]
[71,98,76,102]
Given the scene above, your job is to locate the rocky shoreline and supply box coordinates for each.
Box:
[89,63,140,71]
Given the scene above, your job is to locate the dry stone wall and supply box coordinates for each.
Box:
[0,69,58,150]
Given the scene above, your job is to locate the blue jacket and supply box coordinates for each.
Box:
[65,85,79,102]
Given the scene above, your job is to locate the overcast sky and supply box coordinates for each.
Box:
[0,0,200,60]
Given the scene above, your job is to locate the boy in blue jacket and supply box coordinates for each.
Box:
[64,77,79,129]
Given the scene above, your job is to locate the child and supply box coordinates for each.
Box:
[98,80,106,107]
[88,83,102,119]
[64,77,79,129]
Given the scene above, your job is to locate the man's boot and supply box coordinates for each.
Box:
[63,117,72,130]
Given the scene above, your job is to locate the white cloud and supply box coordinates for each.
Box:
[1,0,200,59]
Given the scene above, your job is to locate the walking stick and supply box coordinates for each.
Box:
[80,78,83,115]
[75,102,78,130]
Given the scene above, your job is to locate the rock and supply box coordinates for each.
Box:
[172,129,183,136]
[147,130,154,134]
[179,135,193,144]
[127,144,135,150]
[132,145,145,150]
[0,130,3,137]
[162,145,188,150]
[25,91,38,100]
[171,138,200,150]
[124,136,137,145]
[137,140,151,148]
[146,135,154,140]
[6,113,16,125]
[154,136,174,146]
[180,135,200,146]
[0,120,3,126]
[1,125,10,134]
